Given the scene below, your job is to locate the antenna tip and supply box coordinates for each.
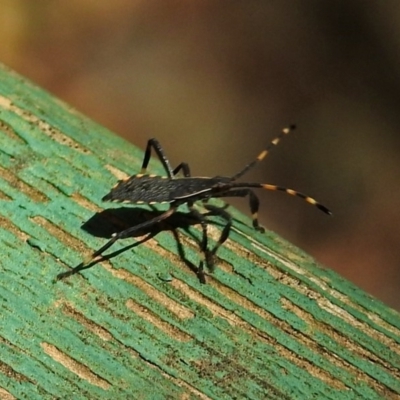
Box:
[317,204,333,216]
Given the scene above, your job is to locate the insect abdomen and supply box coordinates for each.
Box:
[102,175,215,204]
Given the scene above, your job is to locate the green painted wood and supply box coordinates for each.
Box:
[0,63,399,399]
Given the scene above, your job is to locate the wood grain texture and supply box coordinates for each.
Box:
[0,63,399,399]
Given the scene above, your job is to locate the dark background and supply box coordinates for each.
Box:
[1,1,399,310]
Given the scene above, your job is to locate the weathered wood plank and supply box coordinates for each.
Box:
[0,63,399,399]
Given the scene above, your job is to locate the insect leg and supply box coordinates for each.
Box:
[173,162,191,177]
[141,138,175,177]
[185,200,232,282]
[202,204,233,266]
[188,205,208,257]
[214,189,265,231]
[141,139,191,179]
[187,204,210,283]
[57,207,177,280]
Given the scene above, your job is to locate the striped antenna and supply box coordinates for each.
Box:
[261,184,332,215]
[228,182,331,215]
[230,124,296,181]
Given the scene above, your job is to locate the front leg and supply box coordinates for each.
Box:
[141,138,175,177]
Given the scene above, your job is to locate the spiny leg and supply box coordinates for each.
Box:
[186,202,215,283]
[212,189,265,232]
[188,205,208,257]
[171,228,206,284]
[184,202,231,282]
[141,138,175,177]
[141,138,192,179]
[56,233,156,281]
[201,204,233,271]
[231,125,296,181]
[57,206,177,280]
[173,162,191,177]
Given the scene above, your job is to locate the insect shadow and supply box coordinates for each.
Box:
[60,206,225,282]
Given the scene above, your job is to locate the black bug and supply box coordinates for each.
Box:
[57,125,331,282]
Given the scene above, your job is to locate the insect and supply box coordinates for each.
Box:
[57,125,331,282]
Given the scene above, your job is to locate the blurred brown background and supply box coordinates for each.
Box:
[1,1,399,310]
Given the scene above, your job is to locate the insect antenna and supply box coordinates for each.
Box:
[230,124,296,181]
[228,182,332,215]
